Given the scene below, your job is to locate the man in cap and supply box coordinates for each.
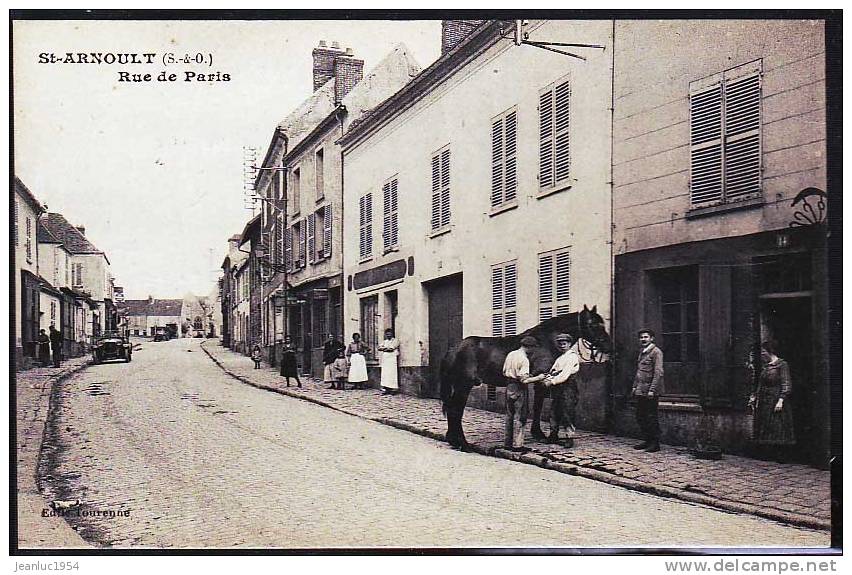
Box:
[502,335,548,453]
[544,333,581,447]
[632,328,663,452]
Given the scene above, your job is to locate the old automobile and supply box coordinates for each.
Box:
[152,326,172,342]
[92,331,132,363]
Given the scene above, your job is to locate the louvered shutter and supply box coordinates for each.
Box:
[504,262,517,336]
[285,227,293,272]
[690,84,723,205]
[390,179,399,247]
[539,253,554,322]
[491,117,504,208]
[555,250,571,316]
[364,192,373,257]
[505,110,517,203]
[383,181,392,250]
[440,149,451,228]
[14,201,18,247]
[539,88,554,189]
[323,204,332,258]
[491,266,504,336]
[359,195,366,260]
[431,154,441,230]
[554,79,571,184]
[299,220,306,268]
[307,212,316,264]
[724,74,761,201]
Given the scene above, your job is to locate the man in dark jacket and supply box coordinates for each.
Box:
[49,324,63,367]
[632,328,664,452]
[322,333,345,389]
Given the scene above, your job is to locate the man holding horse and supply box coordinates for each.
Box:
[544,333,581,447]
[502,336,549,453]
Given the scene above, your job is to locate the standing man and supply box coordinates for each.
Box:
[49,324,63,368]
[632,328,664,452]
[322,333,345,389]
[545,333,581,447]
[502,336,548,453]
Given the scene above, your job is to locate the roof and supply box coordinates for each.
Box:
[41,213,108,262]
[339,20,502,150]
[119,299,183,317]
[37,221,63,244]
[239,214,262,246]
[14,177,45,213]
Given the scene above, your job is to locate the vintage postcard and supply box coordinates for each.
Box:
[10,11,841,554]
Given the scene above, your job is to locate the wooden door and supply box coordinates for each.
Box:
[427,274,463,398]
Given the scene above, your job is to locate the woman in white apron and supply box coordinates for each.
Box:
[346,332,369,390]
[378,328,400,396]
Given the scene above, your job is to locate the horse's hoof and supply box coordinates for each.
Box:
[458,443,472,453]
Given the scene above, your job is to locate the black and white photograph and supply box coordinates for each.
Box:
[9,10,841,555]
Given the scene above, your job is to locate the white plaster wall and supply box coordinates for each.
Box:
[343,20,614,367]
[15,196,39,350]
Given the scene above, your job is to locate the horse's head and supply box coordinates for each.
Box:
[580,304,612,354]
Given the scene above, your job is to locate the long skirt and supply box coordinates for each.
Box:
[280,351,298,378]
[348,352,368,383]
[753,386,795,445]
[380,352,399,389]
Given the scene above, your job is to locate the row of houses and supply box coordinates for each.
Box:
[219,19,830,464]
[119,293,219,339]
[14,177,121,369]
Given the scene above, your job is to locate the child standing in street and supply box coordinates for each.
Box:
[331,348,349,390]
[251,344,262,369]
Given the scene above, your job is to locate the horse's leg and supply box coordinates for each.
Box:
[530,382,547,439]
[455,385,473,451]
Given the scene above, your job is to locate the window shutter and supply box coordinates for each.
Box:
[555,249,571,316]
[284,227,293,272]
[359,195,366,259]
[431,154,441,230]
[699,264,732,406]
[539,88,554,189]
[390,178,399,247]
[383,181,392,250]
[365,192,373,257]
[690,85,723,205]
[276,216,284,265]
[504,262,517,336]
[491,117,504,208]
[14,201,18,247]
[440,149,451,228]
[539,253,554,322]
[724,74,761,202]
[505,110,517,203]
[299,220,307,268]
[491,265,504,336]
[323,204,332,257]
[307,212,316,264]
[554,79,571,184]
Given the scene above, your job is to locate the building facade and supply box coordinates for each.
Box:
[610,20,828,464]
[339,20,614,402]
[14,178,45,368]
[120,297,183,337]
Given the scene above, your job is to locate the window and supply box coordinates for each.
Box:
[491,107,518,209]
[658,267,699,364]
[430,147,451,231]
[25,217,32,262]
[538,247,571,322]
[359,192,373,260]
[284,226,293,272]
[491,260,517,337]
[291,167,301,214]
[65,258,70,286]
[689,60,762,207]
[50,301,56,322]
[307,212,316,264]
[53,251,60,285]
[382,177,399,251]
[72,263,84,287]
[315,148,324,200]
[539,75,571,192]
[321,204,332,258]
[298,219,307,268]
[276,213,284,267]
[360,295,378,361]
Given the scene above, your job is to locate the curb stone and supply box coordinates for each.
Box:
[200,341,830,532]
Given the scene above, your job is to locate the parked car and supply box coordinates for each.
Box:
[92,331,132,364]
[152,326,172,342]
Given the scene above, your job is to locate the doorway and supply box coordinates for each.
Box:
[426,274,463,398]
[759,295,814,461]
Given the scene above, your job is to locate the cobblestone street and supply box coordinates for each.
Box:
[36,338,829,549]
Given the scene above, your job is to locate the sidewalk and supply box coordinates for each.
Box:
[15,357,94,549]
[202,341,831,531]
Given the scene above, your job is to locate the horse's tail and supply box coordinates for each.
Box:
[439,352,454,417]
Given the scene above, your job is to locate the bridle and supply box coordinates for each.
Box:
[575,312,606,363]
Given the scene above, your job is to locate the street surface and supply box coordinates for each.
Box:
[40,338,829,549]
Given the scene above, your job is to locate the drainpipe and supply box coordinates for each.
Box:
[336,105,346,342]
[607,19,616,433]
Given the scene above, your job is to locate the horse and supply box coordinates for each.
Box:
[439,305,612,451]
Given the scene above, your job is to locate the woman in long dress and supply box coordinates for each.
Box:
[748,340,795,455]
[346,333,369,390]
[280,335,301,388]
[378,328,400,396]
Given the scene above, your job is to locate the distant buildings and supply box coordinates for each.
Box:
[120,296,183,337]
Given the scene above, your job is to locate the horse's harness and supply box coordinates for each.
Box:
[575,313,606,363]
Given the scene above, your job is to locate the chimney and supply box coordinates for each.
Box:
[441,20,486,55]
[147,295,153,304]
[333,54,364,104]
[75,225,86,236]
[312,40,345,91]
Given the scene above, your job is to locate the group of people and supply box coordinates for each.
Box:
[251,329,401,395]
[501,327,796,458]
[36,324,63,368]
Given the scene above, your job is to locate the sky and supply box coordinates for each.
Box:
[12,18,442,300]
